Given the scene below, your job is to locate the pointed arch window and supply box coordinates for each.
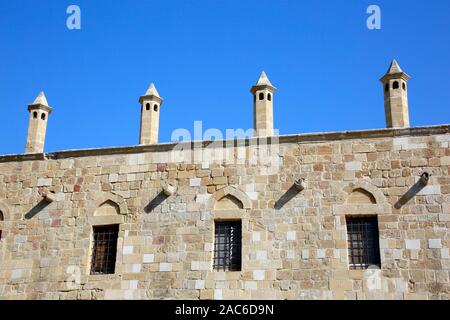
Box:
[90,197,123,275]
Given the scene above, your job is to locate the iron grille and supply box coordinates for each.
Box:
[213,221,242,271]
[91,225,119,275]
[346,216,381,269]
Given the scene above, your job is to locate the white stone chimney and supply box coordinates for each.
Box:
[25,92,52,153]
[139,83,164,145]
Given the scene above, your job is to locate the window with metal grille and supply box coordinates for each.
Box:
[213,221,242,271]
[91,225,119,275]
[346,216,381,270]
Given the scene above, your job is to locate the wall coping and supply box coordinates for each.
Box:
[0,124,449,163]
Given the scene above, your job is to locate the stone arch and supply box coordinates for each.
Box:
[333,180,391,216]
[208,186,252,210]
[90,192,128,216]
[95,200,121,216]
[344,180,386,205]
[215,194,244,210]
[85,193,126,277]
[0,201,10,221]
[207,187,250,271]
[347,188,376,205]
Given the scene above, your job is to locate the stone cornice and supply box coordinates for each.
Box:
[1,125,449,163]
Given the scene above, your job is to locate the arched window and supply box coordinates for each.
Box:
[146,103,150,111]
[259,92,264,100]
[384,84,389,92]
[267,93,272,101]
[212,190,248,272]
[91,199,121,275]
[402,82,406,90]
[154,104,158,112]
[33,112,38,119]
[41,113,46,120]
[393,81,399,89]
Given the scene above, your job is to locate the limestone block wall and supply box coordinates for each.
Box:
[0,125,449,300]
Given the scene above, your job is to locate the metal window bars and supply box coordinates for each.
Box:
[91,225,119,275]
[346,216,381,270]
[213,221,242,272]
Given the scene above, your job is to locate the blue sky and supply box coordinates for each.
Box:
[0,0,449,154]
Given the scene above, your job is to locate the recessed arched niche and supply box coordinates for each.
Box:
[346,188,376,205]
[332,181,391,216]
[215,195,244,211]
[88,193,128,226]
[331,181,389,277]
[94,200,120,217]
[208,186,251,220]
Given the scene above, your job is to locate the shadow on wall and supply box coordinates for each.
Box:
[144,191,169,213]
[274,185,302,210]
[394,173,430,209]
[25,199,51,219]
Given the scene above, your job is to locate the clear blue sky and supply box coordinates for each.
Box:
[1,0,449,154]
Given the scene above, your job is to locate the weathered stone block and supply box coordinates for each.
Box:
[428,239,442,249]
[405,240,421,250]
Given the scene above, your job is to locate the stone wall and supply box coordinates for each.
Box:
[0,125,449,300]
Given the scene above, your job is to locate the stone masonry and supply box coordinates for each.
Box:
[1,126,449,300]
[0,61,449,300]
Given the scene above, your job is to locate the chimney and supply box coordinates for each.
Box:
[250,71,277,136]
[25,92,52,153]
[380,60,410,128]
[138,83,164,145]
